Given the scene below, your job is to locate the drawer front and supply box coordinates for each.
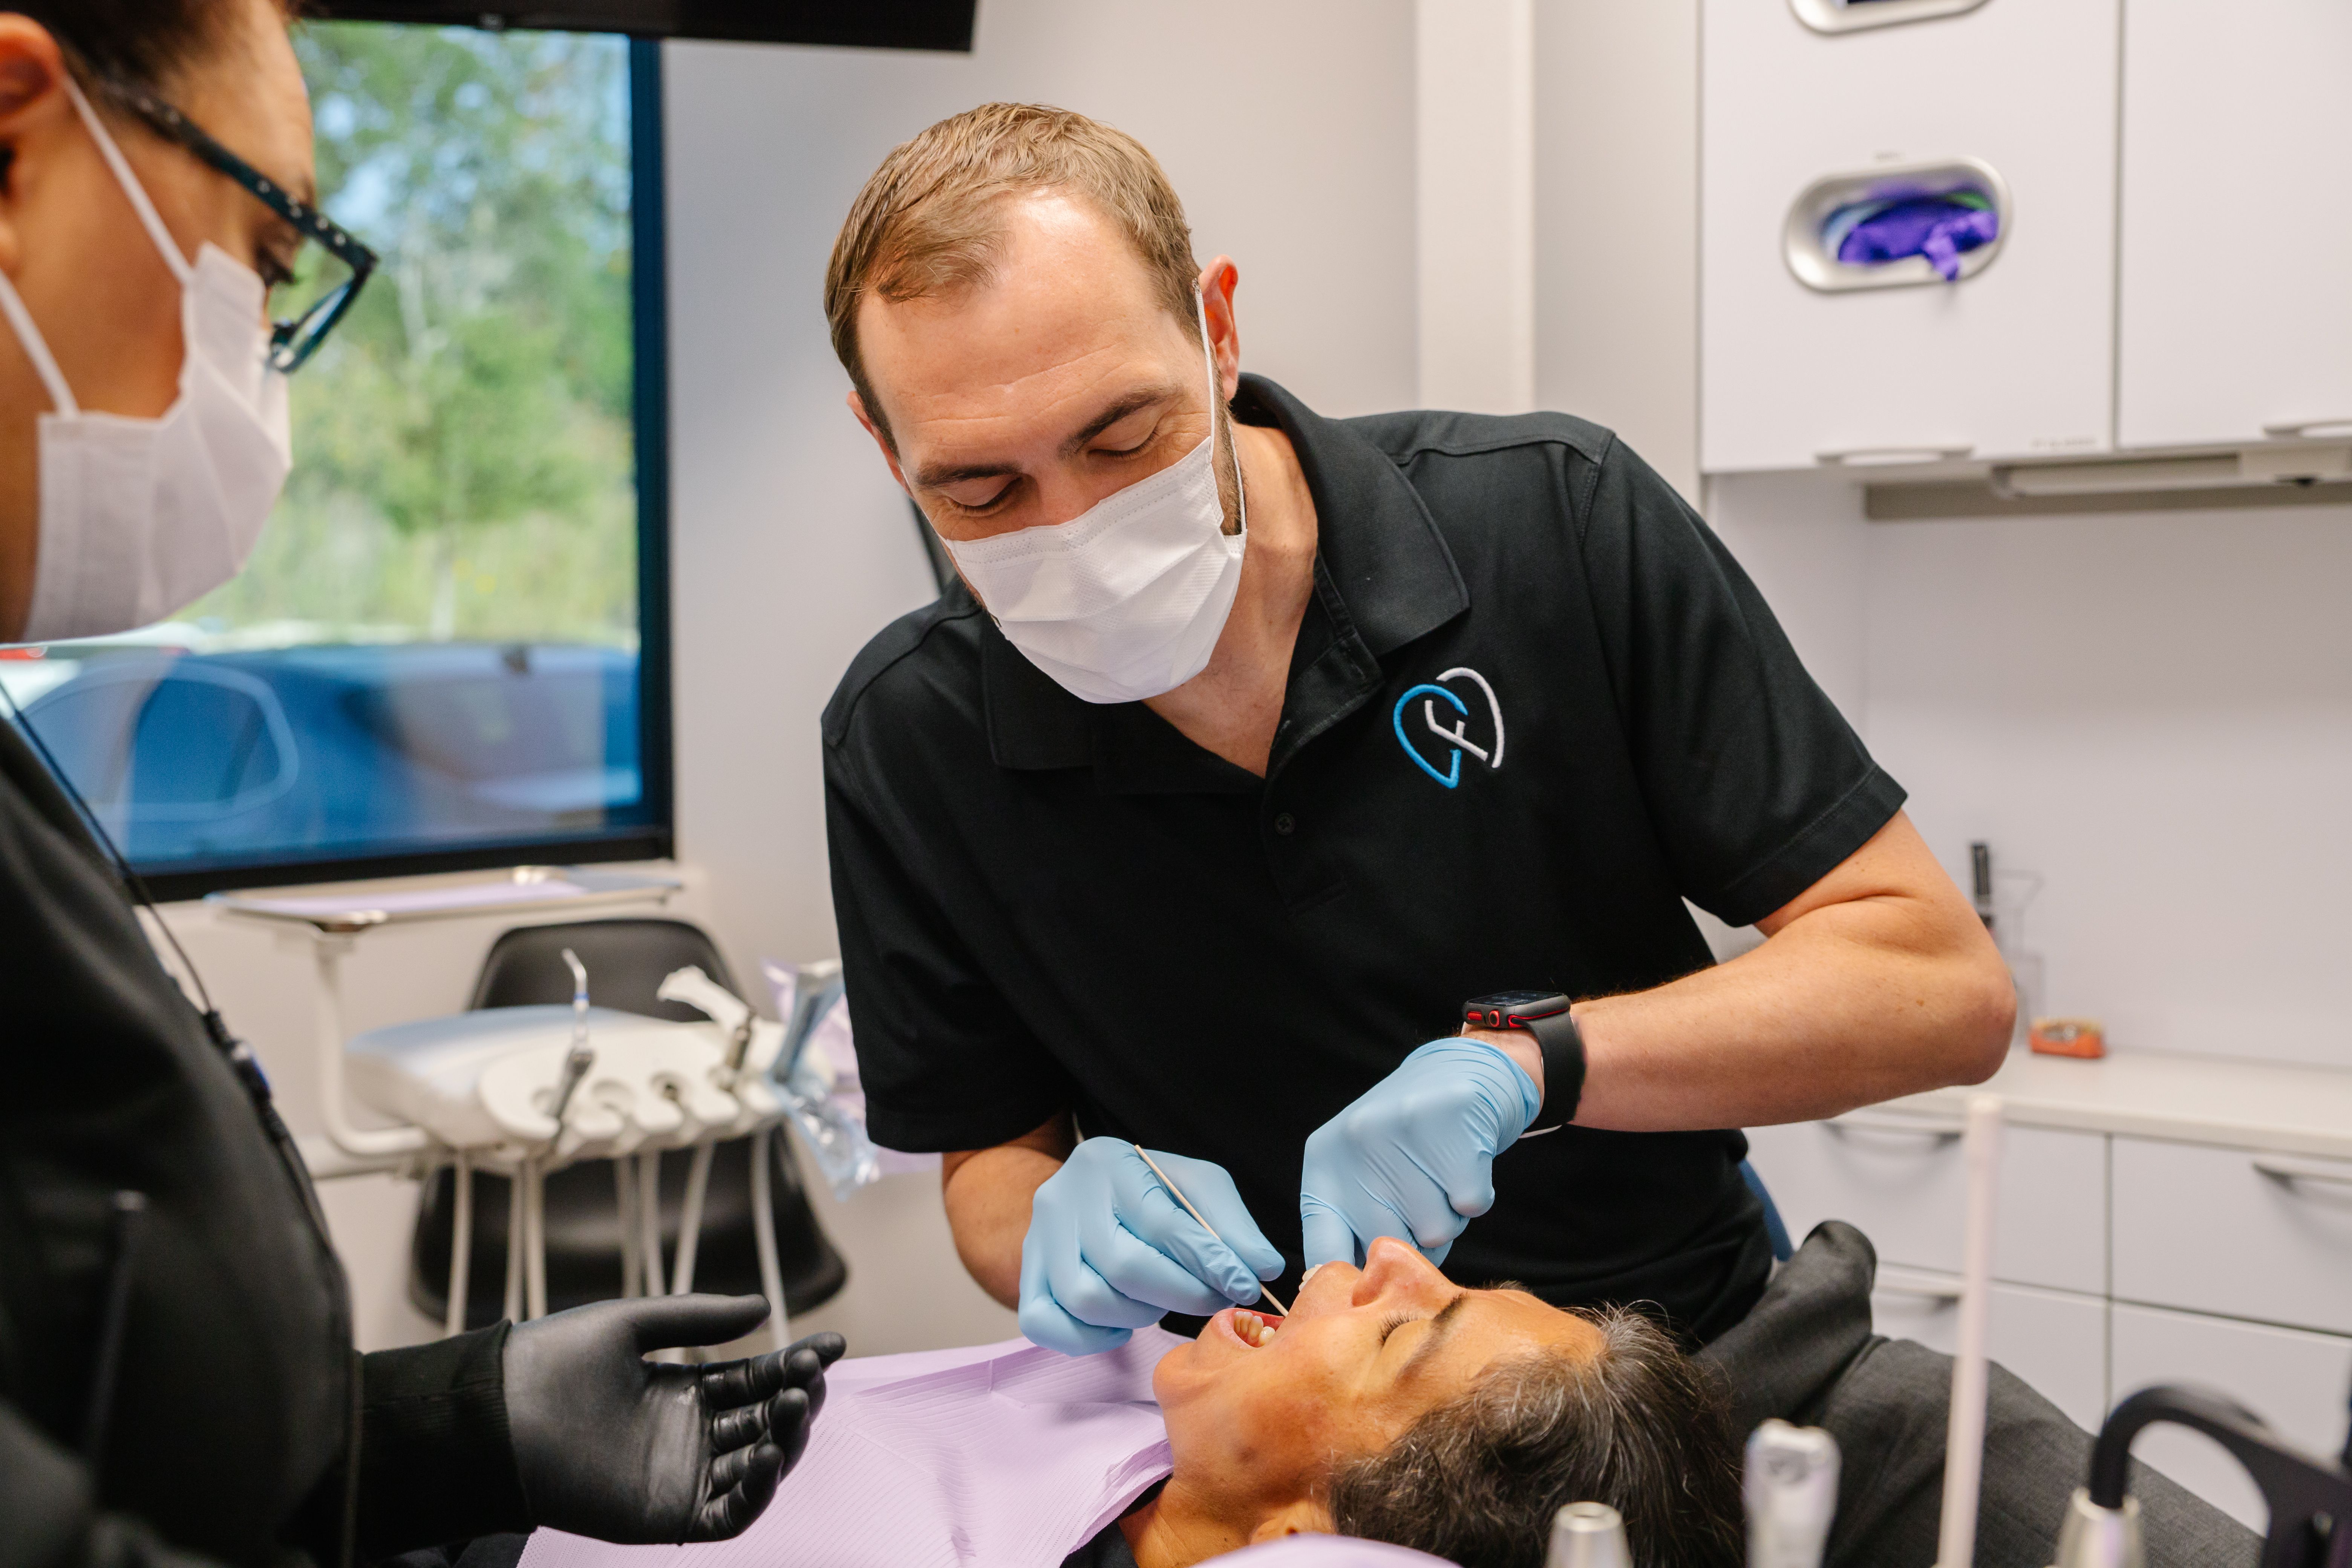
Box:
[2112,1139,2352,1335]
[1743,1120,2105,1294]
[1870,1269,2108,1433]
[2111,1303,2352,1530]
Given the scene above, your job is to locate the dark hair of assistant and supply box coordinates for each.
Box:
[9,0,284,93]
[1329,1304,1747,1568]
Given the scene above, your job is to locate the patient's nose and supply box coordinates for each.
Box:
[1350,1236,1455,1308]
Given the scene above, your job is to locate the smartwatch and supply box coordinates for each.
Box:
[1461,990,1585,1133]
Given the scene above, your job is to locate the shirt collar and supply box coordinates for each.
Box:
[985,372,1470,778]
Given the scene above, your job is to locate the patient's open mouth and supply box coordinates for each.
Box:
[1234,1309,1280,1348]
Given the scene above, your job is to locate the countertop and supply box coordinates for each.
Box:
[1857,1047,2352,1162]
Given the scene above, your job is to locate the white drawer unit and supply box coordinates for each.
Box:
[1872,1268,2109,1433]
[1700,0,2119,472]
[2116,0,2352,449]
[2112,1139,2352,1337]
[1743,1117,2105,1294]
[2110,1303,2352,1530]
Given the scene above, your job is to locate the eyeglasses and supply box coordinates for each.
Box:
[105,80,379,374]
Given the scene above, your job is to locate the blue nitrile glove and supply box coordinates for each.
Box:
[1020,1137,1285,1356]
[1299,1037,1543,1269]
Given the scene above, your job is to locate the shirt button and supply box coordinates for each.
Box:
[1273,812,1297,836]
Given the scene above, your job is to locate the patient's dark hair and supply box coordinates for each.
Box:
[1328,1305,1744,1568]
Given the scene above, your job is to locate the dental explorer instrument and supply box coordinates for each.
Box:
[1130,1143,1292,1317]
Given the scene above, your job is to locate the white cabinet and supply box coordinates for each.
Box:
[1700,0,2119,472]
[2116,0,2352,449]
[1873,1268,2109,1432]
[1743,1118,2105,1293]
[2112,1139,2352,1337]
[2111,1303,2352,1530]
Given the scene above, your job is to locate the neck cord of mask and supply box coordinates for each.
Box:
[0,674,269,1101]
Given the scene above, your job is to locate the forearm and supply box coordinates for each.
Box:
[1484,813,2014,1132]
[940,1113,1075,1309]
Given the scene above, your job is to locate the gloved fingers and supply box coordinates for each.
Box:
[1044,1239,1182,1328]
[1300,1198,1364,1270]
[763,1383,818,1476]
[1077,1201,1242,1315]
[617,1292,772,1354]
[709,1400,767,1455]
[1133,1150,1286,1286]
[777,1334,841,1424]
[1392,1144,1480,1247]
[1018,1282,1137,1357]
[688,1436,786,1543]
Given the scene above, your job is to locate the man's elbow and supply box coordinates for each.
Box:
[1940,948,2016,1085]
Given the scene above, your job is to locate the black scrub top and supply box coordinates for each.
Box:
[0,717,530,1565]
[823,375,1905,1340]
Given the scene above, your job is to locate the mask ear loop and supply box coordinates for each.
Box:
[0,266,80,417]
[1198,287,1248,538]
[61,76,195,288]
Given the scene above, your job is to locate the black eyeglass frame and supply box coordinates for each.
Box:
[100,78,380,373]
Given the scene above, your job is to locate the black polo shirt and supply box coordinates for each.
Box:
[822,374,1905,1342]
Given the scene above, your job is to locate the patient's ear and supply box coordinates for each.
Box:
[1248,1498,1334,1544]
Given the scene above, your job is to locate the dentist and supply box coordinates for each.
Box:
[822,103,2015,1355]
[0,4,839,1562]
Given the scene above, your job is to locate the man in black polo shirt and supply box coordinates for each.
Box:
[819,103,2014,1352]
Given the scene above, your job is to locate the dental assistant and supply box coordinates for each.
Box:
[0,4,839,1562]
[822,104,2016,1355]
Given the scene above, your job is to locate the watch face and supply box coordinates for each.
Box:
[1463,990,1573,1028]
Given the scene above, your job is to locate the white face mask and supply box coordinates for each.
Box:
[942,295,1247,705]
[0,78,292,644]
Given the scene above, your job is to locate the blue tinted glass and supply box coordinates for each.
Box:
[1,24,652,878]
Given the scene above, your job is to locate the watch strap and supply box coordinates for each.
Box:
[1525,1009,1586,1132]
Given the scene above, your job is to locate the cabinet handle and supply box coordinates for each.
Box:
[1815,445,1974,467]
[1824,1114,1963,1143]
[2260,419,2352,440]
[1874,1274,1964,1304]
[2252,1155,2352,1190]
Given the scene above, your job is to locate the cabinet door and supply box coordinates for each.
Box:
[2112,1139,2352,1337]
[2117,0,2352,448]
[1872,1268,2109,1432]
[1743,1119,2105,1294]
[2111,1303,2352,1530]
[1701,0,2118,472]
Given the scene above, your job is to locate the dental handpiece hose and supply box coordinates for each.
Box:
[551,948,595,1128]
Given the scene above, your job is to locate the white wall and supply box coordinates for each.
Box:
[1534,0,1701,503]
[663,2,1420,987]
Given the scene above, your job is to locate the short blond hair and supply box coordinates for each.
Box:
[824,103,1200,432]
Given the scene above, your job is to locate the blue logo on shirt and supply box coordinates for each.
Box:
[1392,668,1505,789]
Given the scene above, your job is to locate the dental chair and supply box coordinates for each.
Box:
[407,917,848,1330]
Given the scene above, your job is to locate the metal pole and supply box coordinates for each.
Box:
[672,1139,715,1295]
[523,1157,548,1321]
[503,1167,525,1323]
[445,1152,473,1337]
[615,1157,640,1298]
[750,1126,789,1352]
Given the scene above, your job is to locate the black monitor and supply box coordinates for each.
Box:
[303,0,976,51]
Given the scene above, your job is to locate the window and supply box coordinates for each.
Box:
[1,22,671,898]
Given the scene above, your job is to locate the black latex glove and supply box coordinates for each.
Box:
[502,1294,845,1544]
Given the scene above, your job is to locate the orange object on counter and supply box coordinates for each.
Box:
[2029,1017,2105,1059]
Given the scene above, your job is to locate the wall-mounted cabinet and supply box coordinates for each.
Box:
[1701,0,2120,473]
[2116,0,2352,450]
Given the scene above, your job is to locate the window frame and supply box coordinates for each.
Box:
[129,33,675,902]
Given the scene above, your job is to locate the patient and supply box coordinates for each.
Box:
[524,1235,1742,1568]
[1113,1236,1745,1568]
